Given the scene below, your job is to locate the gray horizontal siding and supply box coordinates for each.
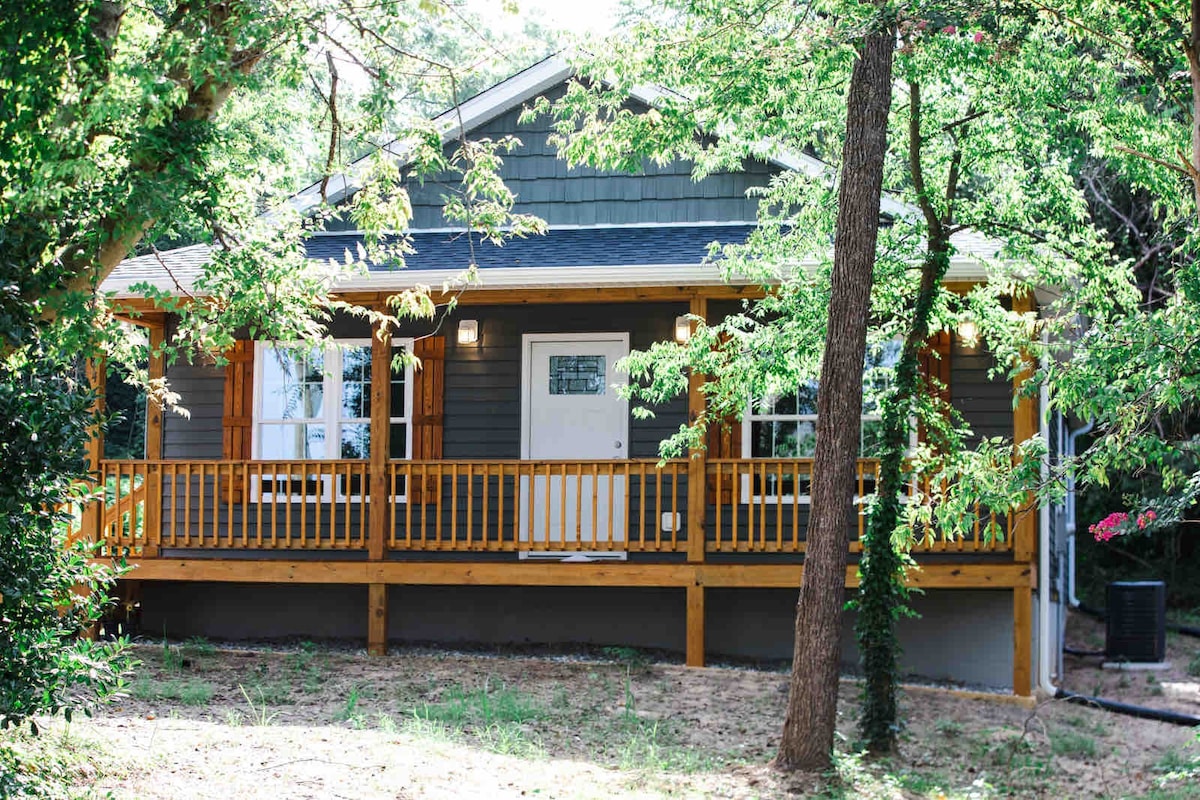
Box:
[153,307,1018,551]
[325,85,773,230]
[951,337,1013,445]
[162,355,224,460]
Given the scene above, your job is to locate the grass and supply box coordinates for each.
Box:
[238,684,279,726]
[413,679,546,726]
[92,641,1200,797]
[334,685,367,729]
[1050,729,1098,758]
[131,677,214,706]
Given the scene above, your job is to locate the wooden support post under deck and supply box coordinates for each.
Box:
[368,323,392,562]
[1013,584,1032,696]
[686,583,705,668]
[1010,291,1038,564]
[368,583,388,656]
[686,295,708,567]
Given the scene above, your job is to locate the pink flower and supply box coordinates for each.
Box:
[942,25,957,34]
[973,32,984,44]
[1136,509,1157,529]
[1090,511,1129,542]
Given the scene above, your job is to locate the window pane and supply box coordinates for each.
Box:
[261,347,324,420]
[389,345,408,418]
[752,420,818,458]
[259,423,326,459]
[390,373,407,418]
[549,355,606,395]
[388,423,408,459]
[341,345,371,420]
[340,423,370,459]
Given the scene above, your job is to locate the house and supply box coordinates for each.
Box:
[90,56,1047,694]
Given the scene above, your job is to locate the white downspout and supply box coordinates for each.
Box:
[1038,377,1056,695]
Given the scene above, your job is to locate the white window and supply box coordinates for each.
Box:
[254,339,413,458]
[742,341,903,501]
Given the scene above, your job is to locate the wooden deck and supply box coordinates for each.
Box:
[82,457,1017,558]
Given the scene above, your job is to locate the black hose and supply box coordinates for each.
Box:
[1055,688,1200,727]
[1073,603,1200,638]
[1063,646,1105,657]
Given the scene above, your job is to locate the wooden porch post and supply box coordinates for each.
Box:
[367,320,392,655]
[142,323,165,558]
[145,323,166,459]
[686,294,708,667]
[1011,291,1038,695]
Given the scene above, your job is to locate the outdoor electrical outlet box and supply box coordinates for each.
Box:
[1105,581,1167,663]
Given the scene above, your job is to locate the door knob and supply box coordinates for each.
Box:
[614,441,623,449]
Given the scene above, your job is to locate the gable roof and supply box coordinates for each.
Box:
[287,53,914,220]
[103,54,1000,300]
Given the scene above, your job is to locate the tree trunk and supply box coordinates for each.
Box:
[774,16,896,772]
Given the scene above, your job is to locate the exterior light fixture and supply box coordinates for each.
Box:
[674,315,692,344]
[957,319,979,348]
[457,319,479,345]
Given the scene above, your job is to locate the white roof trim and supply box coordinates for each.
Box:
[103,257,990,300]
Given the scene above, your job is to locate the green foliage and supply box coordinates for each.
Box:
[0,0,560,738]
[547,0,1122,760]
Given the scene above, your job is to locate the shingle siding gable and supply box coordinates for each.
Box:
[327,85,774,230]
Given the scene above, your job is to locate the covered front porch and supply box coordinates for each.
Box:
[85,285,1039,693]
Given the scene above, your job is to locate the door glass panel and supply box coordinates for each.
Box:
[548,355,606,395]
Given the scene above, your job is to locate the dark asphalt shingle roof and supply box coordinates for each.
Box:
[103,225,754,295]
[311,225,753,270]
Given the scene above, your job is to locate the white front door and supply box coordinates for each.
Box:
[520,334,629,547]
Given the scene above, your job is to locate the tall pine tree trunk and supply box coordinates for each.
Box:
[775,14,896,772]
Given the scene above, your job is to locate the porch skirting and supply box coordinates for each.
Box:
[131,582,1017,690]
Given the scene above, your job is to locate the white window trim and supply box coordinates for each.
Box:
[251,338,414,502]
[738,411,885,506]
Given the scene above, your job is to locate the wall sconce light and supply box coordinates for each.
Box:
[457,319,479,345]
[956,319,979,348]
[674,315,692,344]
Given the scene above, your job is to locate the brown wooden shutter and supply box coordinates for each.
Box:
[705,412,742,505]
[409,336,445,503]
[917,330,952,446]
[222,340,255,502]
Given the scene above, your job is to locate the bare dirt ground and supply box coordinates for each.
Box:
[10,617,1200,799]
[1061,611,1200,717]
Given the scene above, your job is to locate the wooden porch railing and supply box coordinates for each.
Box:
[82,458,1013,556]
[387,460,687,552]
[707,458,1014,554]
